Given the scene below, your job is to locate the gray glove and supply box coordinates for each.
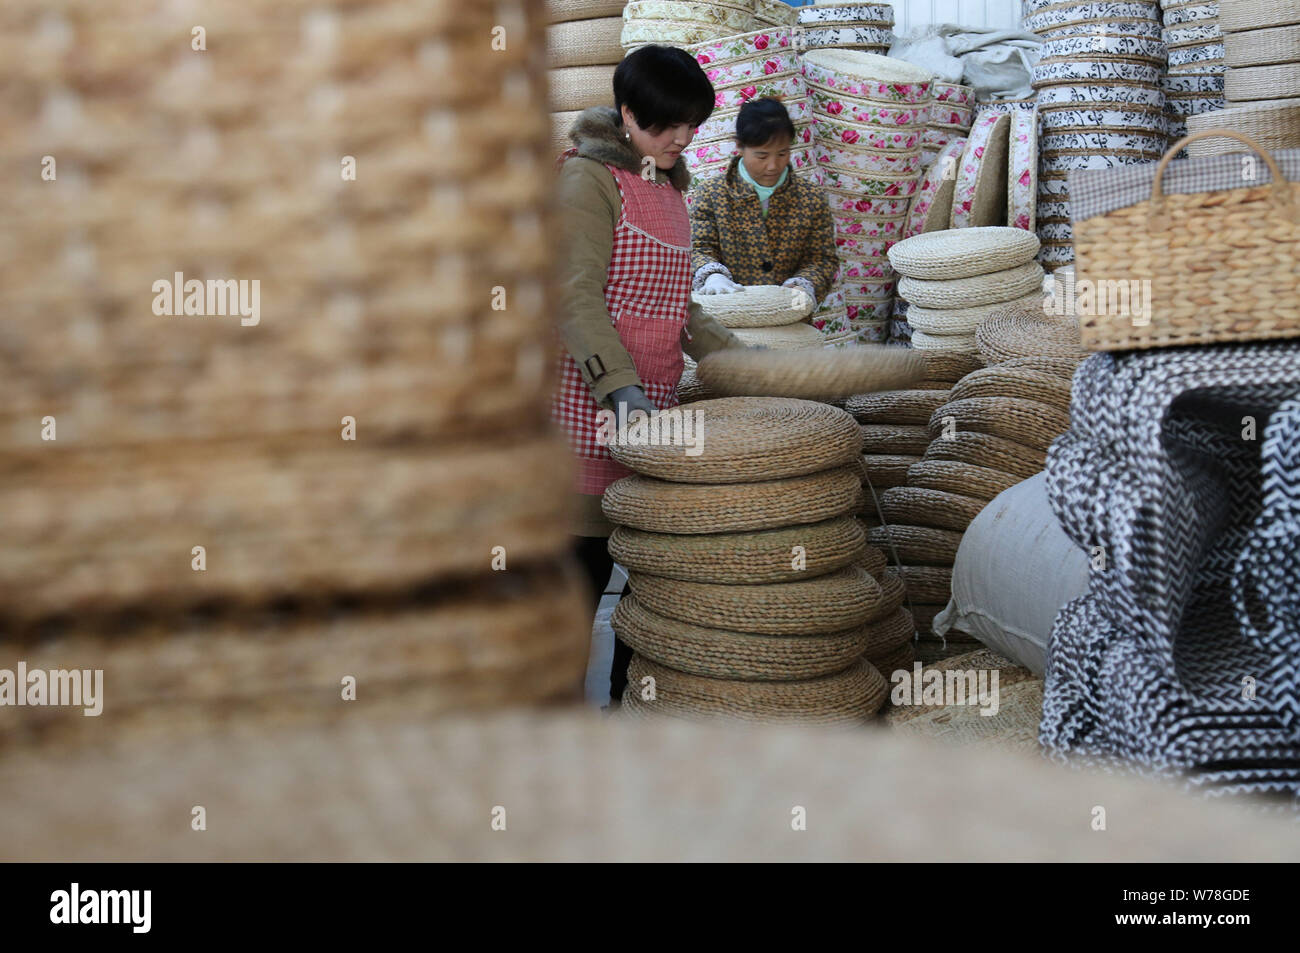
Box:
[608,384,658,428]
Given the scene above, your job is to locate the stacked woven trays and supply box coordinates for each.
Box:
[1185,0,1300,155]
[0,0,590,748]
[602,397,913,723]
[795,2,895,55]
[622,0,758,51]
[548,0,628,154]
[683,27,815,200]
[1025,0,1168,270]
[804,49,935,344]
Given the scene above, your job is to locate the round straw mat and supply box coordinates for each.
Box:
[899,262,1045,309]
[910,330,979,354]
[608,398,862,484]
[857,541,888,579]
[923,430,1047,479]
[1186,100,1300,153]
[880,485,987,533]
[948,366,1073,412]
[875,568,908,617]
[915,379,956,391]
[612,596,870,681]
[906,459,1023,502]
[627,565,891,634]
[997,356,1082,381]
[547,0,628,23]
[622,655,888,725]
[603,467,860,535]
[867,523,963,565]
[928,397,1070,452]
[845,389,950,424]
[907,292,1045,336]
[859,423,933,455]
[975,300,1086,365]
[548,65,617,111]
[890,676,1044,753]
[920,351,985,383]
[887,227,1042,280]
[695,346,926,401]
[608,517,866,585]
[860,453,926,489]
[862,608,917,655]
[676,365,713,404]
[1224,25,1300,67]
[547,17,625,67]
[888,565,953,605]
[691,285,813,328]
[1224,63,1300,102]
[865,640,915,677]
[801,48,933,87]
[1219,0,1300,33]
[731,323,827,350]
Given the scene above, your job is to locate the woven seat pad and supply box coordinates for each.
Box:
[731,323,827,349]
[920,351,985,382]
[860,452,926,488]
[880,485,987,533]
[845,388,950,424]
[865,639,915,677]
[613,595,870,681]
[887,227,1041,280]
[924,430,1047,479]
[862,608,917,655]
[859,423,933,455]
[602,466,860,534]
[906,602,950,638]
[856,540,888,578]
[0,438,573,623]
[891,677,1044,753]
[997,355,1084,381]
[696,346,926,400]
[676,365,714,404]
[691,285,813,328]
[975,299,1087,365]
[906,459,1023,502]
[948,366,1073,412]
[609,398,862,484]
[548,0,627,22]
[548,64,617,111]
[888,565,953,604]
[548,17,625,66]
[802,48,931,86]
[608,517,866,585]
[876,565,907,616]
[0,562,589,746]
[623,655,887,725]
[1186,100,1300,152]
[929,397,1071,452]
[910,330,979,354]
[899,262,1046,309]
[907,292,1045,336]
[867,523,964,565]
[627,565,892,634]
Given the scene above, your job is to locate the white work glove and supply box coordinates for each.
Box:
[780,280,814,316]
[701,273,741,295]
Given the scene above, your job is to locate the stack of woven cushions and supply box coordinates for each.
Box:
[0,0,589,747]
[1157,0,1225,142]
[1041,345,1300,802]
[548,0,628,154]
[622,0,758,51]
[1185,0,1300,155]
[602,398,914,723]
[683,27,815,199]
[887,227,1044,354]
[975,266,1088,366]
[920,82,976,168]
[690,284,824,353]
[1025,0,1168,270]
[804,49,935,344]
[795,2,895,55]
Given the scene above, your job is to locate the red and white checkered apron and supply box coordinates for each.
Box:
[552,156,692,496]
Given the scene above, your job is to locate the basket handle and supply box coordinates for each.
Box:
[1150,130,1294,229]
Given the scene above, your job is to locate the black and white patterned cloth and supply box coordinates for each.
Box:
[1040,344,1300,804]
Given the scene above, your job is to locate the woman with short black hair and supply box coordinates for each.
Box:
[691,97,838,308]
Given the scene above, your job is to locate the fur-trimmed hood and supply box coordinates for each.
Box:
[567,106,691,192]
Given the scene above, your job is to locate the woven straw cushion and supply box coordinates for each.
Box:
[548,64,617,111]
[975,298,1086,365]
[859,423,933,455]
[623,654,888,725]
[547,0,627,22]
[888,565,953,604]
[608,516,866,584]
[906,459,1023,502]
[929,397,1071,452]
[845,389,950,424]
[997,355,1083,381]
[867,523,964,565]
[899,262,1046,309]
[910,330,978,354]
[676,365,713,403]
[924,430,1047,479]
[731,323,827,349]
[801,48,932,86]
[880,485,988,532]
[609,398,862,484]
[627,565,893,634]
[860,453,925,488]
[602,466,860,534]
[548,17,625,67]
[696,346,926,400]
[862,608,917,655]
[691,285,813,328]
[865,639,915,677]
[613,596,870,681]
[920,351,985,382]
[909,602,950,637]
[857,540,888,579]
[907,293,1045,336]
[1185,100,1300,153]
[948,366,1073,412]
[887,227,1042,280]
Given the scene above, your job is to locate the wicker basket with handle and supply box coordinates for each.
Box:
[1071,131,1300,351]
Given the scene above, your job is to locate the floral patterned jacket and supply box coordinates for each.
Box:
[689,156,839,306]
